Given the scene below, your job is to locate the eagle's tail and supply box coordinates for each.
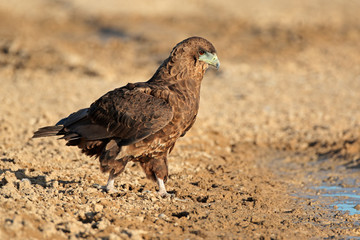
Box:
[32,126,63,138]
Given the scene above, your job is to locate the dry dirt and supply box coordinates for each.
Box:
[1,0,360,239]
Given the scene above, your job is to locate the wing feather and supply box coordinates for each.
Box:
[87,85,173,145]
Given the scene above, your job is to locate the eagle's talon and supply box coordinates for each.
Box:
[156,176,173,198]
[101,172,118,193]
[158,191,174,198]
[101,185,119,193]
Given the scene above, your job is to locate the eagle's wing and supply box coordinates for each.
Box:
[84,87,173,145]
[34,86,173,146]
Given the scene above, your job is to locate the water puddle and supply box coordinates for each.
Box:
[314,185,360,215]
[274,154,360,216]
[272,153,360,237]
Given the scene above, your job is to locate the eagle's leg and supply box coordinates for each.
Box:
[99,140,129,193]
[103,169,118,193]
[101,158,129,193]
[155,174,169,197]
[140,156,170,197]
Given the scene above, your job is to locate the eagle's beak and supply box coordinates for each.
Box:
[199,52,220,69]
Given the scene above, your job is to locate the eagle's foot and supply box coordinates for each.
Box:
[101,185,119,193]
[102,174,118,193]
[158,190,174,198]
[156,176,174,198]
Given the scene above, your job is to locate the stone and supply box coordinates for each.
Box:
[92,203,103,212]
[3,171,17,184]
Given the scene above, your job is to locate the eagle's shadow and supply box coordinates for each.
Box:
[0,158,49,188]
[1,158,83,189]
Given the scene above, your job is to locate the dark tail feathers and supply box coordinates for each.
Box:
[32,126,63,138]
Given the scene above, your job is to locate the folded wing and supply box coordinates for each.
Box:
[33,86,173,148]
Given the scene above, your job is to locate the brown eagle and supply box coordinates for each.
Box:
[33,37,220,197]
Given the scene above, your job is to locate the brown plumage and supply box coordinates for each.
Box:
[33,36,220,196]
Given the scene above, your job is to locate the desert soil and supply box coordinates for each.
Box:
[1,0,360,239]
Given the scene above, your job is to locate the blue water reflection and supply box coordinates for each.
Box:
[316,185,360,215]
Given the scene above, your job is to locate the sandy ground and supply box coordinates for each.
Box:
[1,0,360,239]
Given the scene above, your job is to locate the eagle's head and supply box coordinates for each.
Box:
[150,36,219,83]
[171,36,220,70]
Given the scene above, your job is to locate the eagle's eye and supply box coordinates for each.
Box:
[198,50,205,56]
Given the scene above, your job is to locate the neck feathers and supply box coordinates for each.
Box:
[149,55,207,85]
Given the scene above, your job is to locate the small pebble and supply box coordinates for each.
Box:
[87,187,97,193]
[109,233,119,240]
[4,171,17,184]
[52,181,59,188]
[136,215,145,222]
[93,203,103,212]
[158,213,166,219]
[354,204,360,211]
[21,178,32,186]
[97,219,109,230]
